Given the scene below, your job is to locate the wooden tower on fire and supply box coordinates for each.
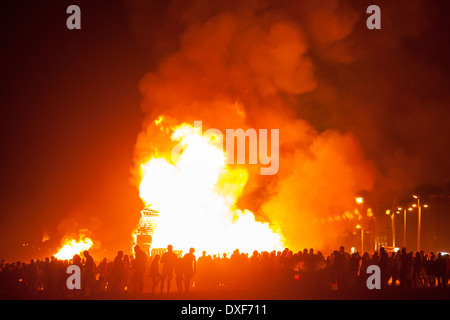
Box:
[134,207,159,256]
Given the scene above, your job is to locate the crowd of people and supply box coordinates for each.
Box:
[0,245,449,298]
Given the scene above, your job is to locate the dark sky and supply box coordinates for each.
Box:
[0,1,152,258]
[0,1,449,259]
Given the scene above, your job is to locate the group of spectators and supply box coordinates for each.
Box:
[188,246,449,293]
[0,245,449,298]
[0,245,148,298]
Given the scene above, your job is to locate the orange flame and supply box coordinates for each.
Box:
[137,118,283,255]
[54,235,93,260]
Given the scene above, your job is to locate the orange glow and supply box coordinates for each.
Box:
[355,197,364,205]
[136,119,283,255]
[54,235,93,260]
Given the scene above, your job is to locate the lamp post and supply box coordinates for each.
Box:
[355,197,366,251]
[404,207,413,248]
[413,195,420,251]
[386,210,395,247]
[412,195,429,252]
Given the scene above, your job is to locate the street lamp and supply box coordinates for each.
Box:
[412,195,429,252]
[414,195,421,251]
[386,209,395,247]
[404,207,413,248]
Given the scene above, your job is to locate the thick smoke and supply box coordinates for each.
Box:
[125,0,447,250]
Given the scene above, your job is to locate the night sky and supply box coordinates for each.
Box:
[0,1,150,258]
[1,1,449,260]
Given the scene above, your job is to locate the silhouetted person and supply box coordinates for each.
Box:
[160,245,178,294]
[413,252,423,287]
[388,251,400,286]
[358,252,370,288]
[436,252,447,288]
[371,251,379,265]
[133,245,146,294]
[427,253,437,287]
[82,251,96,296]
[420,252,429,287]
[26,259,38,294]
[333,250,346,290]
[97,258,108,280]
[47,256,59,296]
[149,255,161,294]
[348,252,361,288]
[379,247,388,286]
[400,248,412,288]
[94,258,108,294]
[195,251,208,289]
[123,255,132,291]
[175,257,184,293]
[70,254,83,297]
[182,248,196,293]
[112,251,125,293]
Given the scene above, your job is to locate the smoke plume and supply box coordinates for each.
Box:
[125,0,448,250]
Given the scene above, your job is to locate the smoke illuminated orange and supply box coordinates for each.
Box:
[137,118,284,255]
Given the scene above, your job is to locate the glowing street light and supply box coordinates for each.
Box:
[404,207,413,247]
[386,209,396,247]
[411,195,430,252]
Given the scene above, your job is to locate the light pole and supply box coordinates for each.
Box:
[404,207,413,248]
[355,197,366,251]
[413,195,420,251]
[412,195,429,252]
[386,210,395,247]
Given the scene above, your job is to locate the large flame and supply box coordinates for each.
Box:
[137,118,283,254]
[54,235,93,260]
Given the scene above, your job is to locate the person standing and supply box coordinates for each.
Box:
[82,251,96,296]
[182,248,196,293]
[133,245,147,294]
[399,248,412,288]
[149,255,161,294]
[436,252,447,288]
[160,245,178,294]
[378,247,388,287]
[112,251,125,293]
